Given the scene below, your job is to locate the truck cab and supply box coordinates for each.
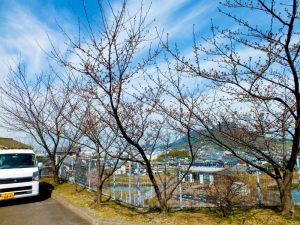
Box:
[0,149,41,201]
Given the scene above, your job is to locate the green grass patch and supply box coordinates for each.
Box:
[42,178,300,225]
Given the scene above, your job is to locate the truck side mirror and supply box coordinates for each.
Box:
[38,162,43,168]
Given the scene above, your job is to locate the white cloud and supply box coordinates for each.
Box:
[0,3,71,138]
[0,4,69,81]
[107,0,216,45]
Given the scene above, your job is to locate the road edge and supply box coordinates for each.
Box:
[51,193,149,225]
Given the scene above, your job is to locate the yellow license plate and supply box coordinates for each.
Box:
[1,192,14,200]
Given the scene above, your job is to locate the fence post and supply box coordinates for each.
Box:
[71,159,74,173]
[55,155,58,177]
[129,162,131,204]
[189,173,193,183]
[179,164,183,209]
[56,155,62,178]
[256,170,262,207]
[88,159,91,190]
[297,157,300,188]
[137,163,141,207]
[151,186,153,198]
[113,173,116,200]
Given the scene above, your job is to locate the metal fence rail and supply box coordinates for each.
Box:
[39,156,300,209]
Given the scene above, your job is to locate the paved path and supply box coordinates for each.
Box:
[0,182,90,225]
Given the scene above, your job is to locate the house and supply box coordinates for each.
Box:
[56,146,81,158]
[115,164,127,175]
[115,162,139,175]
[181,163,225,185]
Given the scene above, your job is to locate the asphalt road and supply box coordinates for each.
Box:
[0,182,90,225]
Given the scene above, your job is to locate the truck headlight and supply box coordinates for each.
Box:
[32,171,39,181]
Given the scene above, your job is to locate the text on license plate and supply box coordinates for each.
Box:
[1,192,14,200]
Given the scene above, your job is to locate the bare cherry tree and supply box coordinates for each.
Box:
[163,0,300,216]
[50,0,199,213]
[206,172,249,217]
[67,92,127,204]
[0,64,81,184]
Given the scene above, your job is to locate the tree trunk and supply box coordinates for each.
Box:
[144,160,166,213]
[97,183,104,205]
[51,160,59,185]
[146,168,168,214]
[161,198,168,214]
[52,164,59,184]
[160,204,168,214]
[96,150,104,205]
[147,168,168,213]
[277,170,295,216]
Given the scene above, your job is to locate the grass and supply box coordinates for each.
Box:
[43,178,300,225]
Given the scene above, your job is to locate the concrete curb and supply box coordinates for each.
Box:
[51,193,153,225]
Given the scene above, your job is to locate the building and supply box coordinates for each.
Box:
[182,165,225,185]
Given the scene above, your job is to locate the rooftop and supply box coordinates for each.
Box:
[0,138,31,149]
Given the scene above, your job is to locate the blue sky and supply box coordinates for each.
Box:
[0,0,224,78]
[0,0,261,141]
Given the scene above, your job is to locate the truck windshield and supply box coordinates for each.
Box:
[0,154,36,169]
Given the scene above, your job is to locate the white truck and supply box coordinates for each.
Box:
[0,149,42,201]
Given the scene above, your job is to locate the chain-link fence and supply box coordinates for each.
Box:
[40,166,53,177]
[44,155,299,209]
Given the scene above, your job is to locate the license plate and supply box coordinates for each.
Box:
[1,192,14,200]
